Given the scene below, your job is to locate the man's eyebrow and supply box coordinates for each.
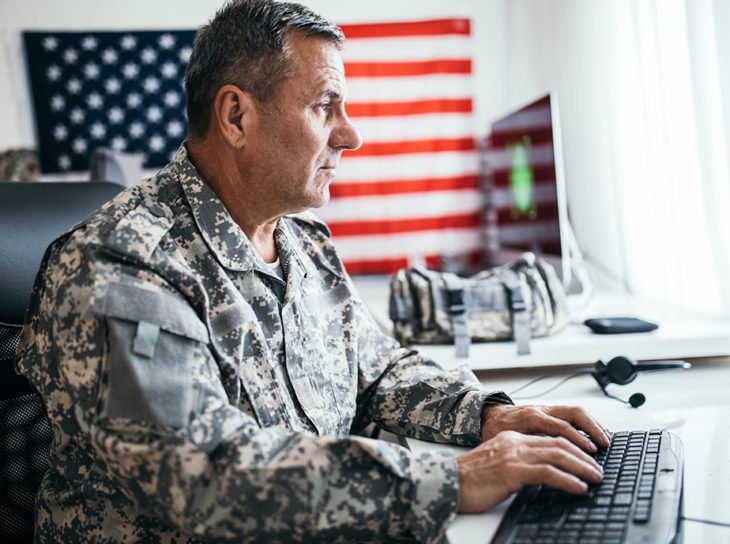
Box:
[320,89,343,101]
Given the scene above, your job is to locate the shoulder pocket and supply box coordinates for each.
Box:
[94,282,209,344]
[93,282,210,427]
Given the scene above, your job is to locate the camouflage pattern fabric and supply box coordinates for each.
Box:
[0,148,40,181]
[389,257,569,346]
[17,143,512,543]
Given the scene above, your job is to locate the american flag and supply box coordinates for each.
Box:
[23,19,482,275]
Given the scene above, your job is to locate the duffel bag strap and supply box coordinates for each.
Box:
[501,269,531,355]
[441,273,470,358]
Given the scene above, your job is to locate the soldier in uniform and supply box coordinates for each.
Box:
[17,0,608,542]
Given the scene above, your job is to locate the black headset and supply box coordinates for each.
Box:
[591,356,691,407]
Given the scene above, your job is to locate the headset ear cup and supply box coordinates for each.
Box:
[606,356,638,385]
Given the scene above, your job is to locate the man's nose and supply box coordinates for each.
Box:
[330,112,362,151]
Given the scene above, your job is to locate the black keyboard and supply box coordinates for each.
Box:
[490,430,684,544]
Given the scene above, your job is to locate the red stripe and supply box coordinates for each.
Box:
[330,174,479,198]
[345,59,471,78]
[340,18,471,39]
[343,248,483,275]
[350,137,476,157]
[329,213,481,237]
[344,255,436,275]
[347,98,473,118]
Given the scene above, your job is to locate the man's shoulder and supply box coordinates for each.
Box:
[59,175,183,263]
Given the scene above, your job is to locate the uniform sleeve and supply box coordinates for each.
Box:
[349,278,513,447]
[21,235,459,544]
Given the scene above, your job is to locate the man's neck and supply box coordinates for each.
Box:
[187,139,280,264]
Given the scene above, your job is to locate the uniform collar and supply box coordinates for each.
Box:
[174,143,260,272]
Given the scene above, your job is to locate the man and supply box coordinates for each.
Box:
[18,1,609,542]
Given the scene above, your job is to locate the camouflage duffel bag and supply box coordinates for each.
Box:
[388,253,569,358]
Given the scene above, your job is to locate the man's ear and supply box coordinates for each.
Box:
[212,84,255,149]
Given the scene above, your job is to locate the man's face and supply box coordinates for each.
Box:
[246,33,362,214]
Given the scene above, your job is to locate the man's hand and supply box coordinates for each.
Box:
[481,404,611,453]
[457,430,604,513]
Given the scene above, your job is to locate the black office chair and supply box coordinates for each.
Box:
[0,181,123,543]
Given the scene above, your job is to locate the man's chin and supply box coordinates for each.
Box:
[310,190,330,209]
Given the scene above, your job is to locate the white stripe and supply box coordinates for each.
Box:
[336,150,480,182]
[319,190,483,222]
[352,112,476,142]
[346,74,473,102]
[341,35,472,62]
[333,229,482,260]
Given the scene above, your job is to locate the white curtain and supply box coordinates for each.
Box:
[496,0,730,315]
[609,0,730,315]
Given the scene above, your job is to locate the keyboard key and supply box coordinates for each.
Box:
[613,492,633,505]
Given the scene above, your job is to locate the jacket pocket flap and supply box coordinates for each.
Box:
[93,282,209,343]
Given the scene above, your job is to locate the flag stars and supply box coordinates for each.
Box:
[126,92,142,108]
[161,62,177,79]
[87,92,103,109]
[72,137,87,154]
[63,48,79,64]
[67,78,82,94]
[143,76,160,93]
[120,35,137,50]
[102,48,118,64]
[105,77,121,94]
[166,120,184,138]
[129,122,144,138]
[83,62,100,79]
[82,36,98,50]
[70,108,85,124]
[149,134,165,152]
[159,34,175,49]
[163,91,180,107]
[108,106,125,124]
[53,124,68,141]
[42,36,58,51]
[90,122,106,139]
[46,64,61,81]
[111,136,127,151]
[147,105,163,123]
[141,47,157,64]
[179,46,192,63]
[50,95,65,111]
[31,31,195,174]
[122,62,140,79]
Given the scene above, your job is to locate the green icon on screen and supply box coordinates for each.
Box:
[509,136,537,220]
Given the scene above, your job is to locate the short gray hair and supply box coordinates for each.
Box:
[184,0,344,139]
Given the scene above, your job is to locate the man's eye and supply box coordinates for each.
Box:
[318,103,331,112]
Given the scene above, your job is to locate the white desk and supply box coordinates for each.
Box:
[405,358,730,543]
[352,276,730,370]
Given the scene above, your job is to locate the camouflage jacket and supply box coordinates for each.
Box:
[17,144,511,543]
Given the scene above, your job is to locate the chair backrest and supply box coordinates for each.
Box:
[0,180,123,543]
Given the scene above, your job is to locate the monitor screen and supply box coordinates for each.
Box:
[484,93,571,285]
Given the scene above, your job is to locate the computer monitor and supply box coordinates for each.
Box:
[484,92,572,286]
